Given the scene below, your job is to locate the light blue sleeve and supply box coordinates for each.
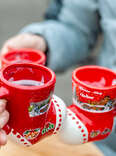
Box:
[98,0,116,71]
[21,0,99,72]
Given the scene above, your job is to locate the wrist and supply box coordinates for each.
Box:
[41,37,49,66]
[30,34,47,52]
[38,36,47,52]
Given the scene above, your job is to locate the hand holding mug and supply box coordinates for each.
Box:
[0,37,46,146]
[1,34,47,55]
[0,63,66,146]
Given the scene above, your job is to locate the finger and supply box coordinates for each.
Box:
[0,129,7,145]
[1,46,9,54]
[0,100,7,114]
[0,111,9,129]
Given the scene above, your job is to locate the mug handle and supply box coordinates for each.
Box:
[0,86,11,134]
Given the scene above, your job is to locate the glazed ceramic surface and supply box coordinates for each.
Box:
[0,63,116,146]
[59,65,116,144]
[1,48,46,68]
[0,63,58,146]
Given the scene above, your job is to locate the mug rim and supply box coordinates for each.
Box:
[72,65,116,91]
[0,63,56,91]
[1,48,46,65]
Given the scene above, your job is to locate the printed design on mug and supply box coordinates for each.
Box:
[101,128,111,135]
[75,95,114,112]
[23,128,40,140]
[9,129,32,146]
[73,84,115,112]
[42,122,54,135]
[81,96,114,111]
[90,130,100,138]
[28,96,51,117]
[90,128,111,138]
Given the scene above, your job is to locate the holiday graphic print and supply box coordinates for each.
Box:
[73,84,116,112]
[90,130,100,138]
[75,95,115,112]
[81,96,114,111]
[42,122,54,135]
[28,97,51,117]
[90,128,111,139]
[101,128,111,135]
[9,129,32,146]
[23,128,40,140]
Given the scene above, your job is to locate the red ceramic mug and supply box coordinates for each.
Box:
[0,63,56,146]
[59,65,116,144]
[71,65,116,143]
[0,48,46,68]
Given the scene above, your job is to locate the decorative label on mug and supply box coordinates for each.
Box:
[73,94,115,112]
[90,128,111,139]
[90,130,100,138]
[101,128,111,135]
[42,122,54,135]
[23,128,40,140]
[73,84,115,112]
[28,97,51,117]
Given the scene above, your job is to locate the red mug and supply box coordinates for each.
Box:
[0,48,46,68]
[59,65,116,144]
[0,63,57,146]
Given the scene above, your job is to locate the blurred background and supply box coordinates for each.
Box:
[0,0,73,106]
